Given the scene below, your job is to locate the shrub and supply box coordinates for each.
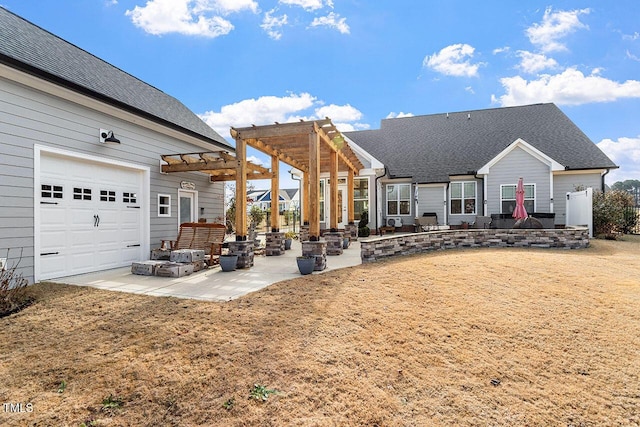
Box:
[593,190,635,237]
[358,210,370,237]
[0,249,31,317]
[249,205,266,227]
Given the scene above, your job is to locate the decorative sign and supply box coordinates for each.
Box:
[180,181,196,190]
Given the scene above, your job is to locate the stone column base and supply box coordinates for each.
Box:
[324,232,344,255]
[302,240,327,271]
[228,241,254,269]
[300,225,310,243]
[265,232,285,256]
[344,224,358,241]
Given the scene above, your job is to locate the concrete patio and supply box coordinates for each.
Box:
[48,239,362,302]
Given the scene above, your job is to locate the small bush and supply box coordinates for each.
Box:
[0,249,31,317]
[358,210,371,237]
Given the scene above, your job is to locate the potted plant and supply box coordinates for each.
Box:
[219,254,238,272]
[284,231,297,250]
[296,256,315,275]
[342,236,350,249]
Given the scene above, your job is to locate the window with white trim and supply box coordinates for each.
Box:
[501,184,535,214]
[386,183,411,216]
[450,181,476,215]
[158,194,171,217]
[354,178,368,221]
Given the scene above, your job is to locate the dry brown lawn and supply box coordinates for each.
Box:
[1,236,639,426]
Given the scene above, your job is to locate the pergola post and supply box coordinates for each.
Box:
[347,169,355,224]
[270,155,279,232]
[308,130,321,240]
[234,135,247,240]
[302,172,310,225]
[329,150,338,231]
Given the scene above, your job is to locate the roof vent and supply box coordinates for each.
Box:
[446,112,449,119]
[467,113,471,120]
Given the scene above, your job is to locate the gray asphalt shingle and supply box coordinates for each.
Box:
[346,103,617,183]
[0,7,230,148]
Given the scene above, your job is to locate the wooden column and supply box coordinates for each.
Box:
[347,168,355,224]
[235,136,247,240]
[270,155,279,231]
[309,131,321,239]
[302,172,310,225]
[329,150,338,230]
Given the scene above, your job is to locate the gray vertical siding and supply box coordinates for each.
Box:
[1,76,225,282]
[553,173,602,225]
[486,147,551,215]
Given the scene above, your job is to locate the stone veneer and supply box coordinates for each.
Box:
[324,231,344,255]
[302,240,327,271]
[344,224,358,241]
[227,241,254,269]
[265,232,285,256]
[360,227,589,263]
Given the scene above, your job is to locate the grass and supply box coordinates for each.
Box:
[1,236,639,426]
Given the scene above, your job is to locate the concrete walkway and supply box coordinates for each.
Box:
[49,240,362,302]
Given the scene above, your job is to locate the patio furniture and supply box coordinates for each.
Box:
[415,212,438,231]
[161,222,226,266]
[471,216,492,229]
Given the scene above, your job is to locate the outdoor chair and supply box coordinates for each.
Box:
[472,216,492,229]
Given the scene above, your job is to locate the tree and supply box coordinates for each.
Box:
[611,179,640,205]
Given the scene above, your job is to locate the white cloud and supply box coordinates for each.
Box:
[279,0,327,11]
[494,68,640,106]
[199,93,367,136]
[526,7,590,53]
[261,9,288,40]
[246,155,266,166]
[125,0,258,37]
[597,136,640,183]
[493,46,510,55]
[622,31,639,41]
[627,50,640,62]
[517,50,559,73]
[386,112,414,119]
[309,12,349,34]
[105,0,118,6]
[424,44,482,77]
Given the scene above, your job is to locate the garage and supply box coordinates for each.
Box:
[37,150,148,280]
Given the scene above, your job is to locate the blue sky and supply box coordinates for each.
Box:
[3,0,639,188]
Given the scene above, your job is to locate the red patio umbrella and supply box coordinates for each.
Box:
[512,177,528,220]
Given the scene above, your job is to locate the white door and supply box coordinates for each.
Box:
[38,152,145,279]
[338,184,348,229]
[178,189,197,226]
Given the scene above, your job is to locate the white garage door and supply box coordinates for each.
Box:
[38,152,145,280]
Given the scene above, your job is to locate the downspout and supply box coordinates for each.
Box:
[375,166,389,233]
[601,168,610,192]
[474,171,485,216]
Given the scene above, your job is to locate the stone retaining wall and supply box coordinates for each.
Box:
[360,227,589,263]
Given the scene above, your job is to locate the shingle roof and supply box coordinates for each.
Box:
[0,7,231,149]
[345,103,617,183]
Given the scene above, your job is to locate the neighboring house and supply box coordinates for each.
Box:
[0,8,232,282]
[344,103,617,231]
[248,188,300,214]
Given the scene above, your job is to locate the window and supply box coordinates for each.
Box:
[123,192,137,204]
[41,184,63,199]
[501,184,535,214]
[73,187,91,200]
[450,182,476,214]
[386,183,411,216]
[354,178,369,221]
[100,190,116,202]
[158,194,171,217]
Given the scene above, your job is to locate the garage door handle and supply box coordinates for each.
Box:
[41,252,59,256]
[93,215,101,227]
[96,215,100,227]
[41,201,58,205]
[127,244,141,247]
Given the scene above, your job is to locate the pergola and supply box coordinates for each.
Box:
[161,118,364,243]
[230,119,364,241]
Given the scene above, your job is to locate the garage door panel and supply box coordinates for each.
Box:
[39,153,145,280]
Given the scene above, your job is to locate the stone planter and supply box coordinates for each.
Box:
[296,256,315,275]
[219,254,238,272]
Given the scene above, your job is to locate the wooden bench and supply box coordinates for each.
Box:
[161,222,226,266]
